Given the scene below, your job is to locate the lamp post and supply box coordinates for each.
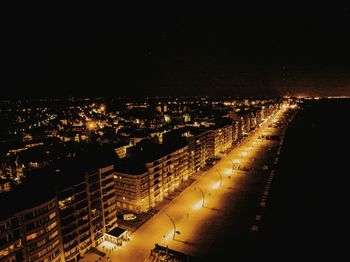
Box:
[216,169,223,187]
[194,186,205,207]
[229,158,235,172]
[162,211,180,240]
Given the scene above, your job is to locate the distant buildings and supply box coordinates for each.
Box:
[0,96,286,261]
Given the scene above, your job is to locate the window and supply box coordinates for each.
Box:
[26,230,42,241]
[46,221,57,232]
[49,212,56,220]
[48,230,58,240]
[0,244,15,258]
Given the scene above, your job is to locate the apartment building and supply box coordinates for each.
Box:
[0,170,64,262]
[0,158,117,262]
[114,159,149,213]
[184,129,210,174]
[232,120,242,143]
[55,161,117,261]
[163,127,210,176]
[57,180,91,261]
[207,119,233,158]
[115,139,189,213]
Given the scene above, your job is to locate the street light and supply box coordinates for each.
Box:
[229,158,235,172]
[216,169,223,187]
[194,186,205,207]
[162,211,180,240]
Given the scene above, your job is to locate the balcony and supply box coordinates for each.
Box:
[79,225,90,235]
[61,215,76,227]
[77,210,88,218]
[62,224,77,235]
[63,233,78,244]
[80,233,91,243]
[59,206,75,218]
[64,246,79,260]
[76,200,88,211]
[75,192,87,203]
[94,232,103,240]
[78,218,89,227]
[93,217,103,225]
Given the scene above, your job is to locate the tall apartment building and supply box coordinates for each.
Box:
[183,129,209,174]
[55,160,117,261]
[0,170,64,262]
[58,180,91,261]
[163,127,210,175]
[207,119,233,158]
[232,120,242,143]
[0,157,117,262]
[115,139,189,213]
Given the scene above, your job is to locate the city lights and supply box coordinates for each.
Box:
[0,96,298,262]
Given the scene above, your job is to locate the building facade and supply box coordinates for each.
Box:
[114,143,189,213]
[0,197,64,262]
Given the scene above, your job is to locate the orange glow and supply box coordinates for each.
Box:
[99,105,106,112]
[162,230,173,242]
[221,168,232,176]
[192,200,203,211]
[211,181,221,190]
[87,121,97,130]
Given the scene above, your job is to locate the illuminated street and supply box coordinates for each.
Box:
[2,10,348,261]
[94,106,293,261]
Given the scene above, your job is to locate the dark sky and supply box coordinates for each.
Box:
[3,6,350,98]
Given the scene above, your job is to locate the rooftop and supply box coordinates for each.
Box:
[115,138,187,175]
[107,227,127,238]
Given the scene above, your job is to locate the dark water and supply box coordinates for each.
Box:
[250,99,350,260]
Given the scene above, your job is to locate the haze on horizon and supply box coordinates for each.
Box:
[3,6,350,99]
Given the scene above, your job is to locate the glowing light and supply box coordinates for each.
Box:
[222,168,232,176]
[162,230,174,242]
[87,121,97,130]
[192,200,203,211]
[211,181,221,190]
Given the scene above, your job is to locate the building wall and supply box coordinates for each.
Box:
[115,146,189,213]
[187,131,210,175]
[99,166,117,232]
[147,146,188,207]
[55,164,117,262]
[0,197,64,262]
[58,182,91,261]
[207,125,232,158]
[115,171,149,213]
[86,165,117,248]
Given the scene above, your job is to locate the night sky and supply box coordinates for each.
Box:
[3,6,350,98]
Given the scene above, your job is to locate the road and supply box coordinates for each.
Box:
[94,105,295,261]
